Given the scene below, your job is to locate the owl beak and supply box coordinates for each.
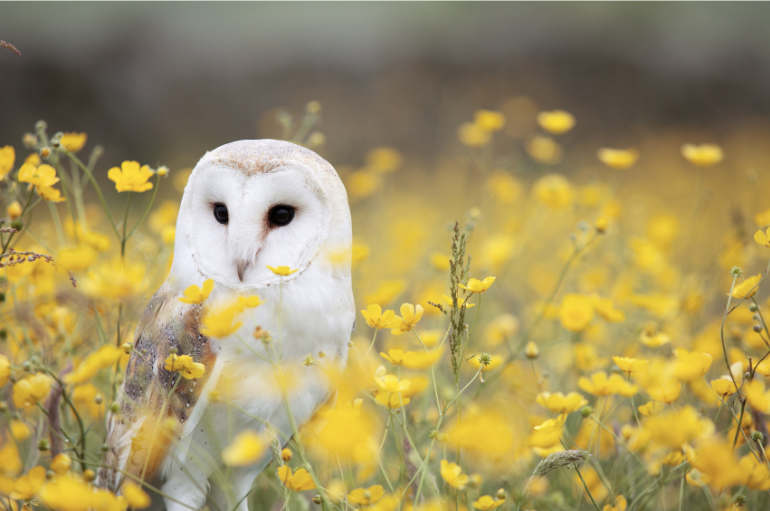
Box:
[236,260,249,281]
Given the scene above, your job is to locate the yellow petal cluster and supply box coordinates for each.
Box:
[222,430,267,466]
[107,160,154,192]
[178,279,214,304]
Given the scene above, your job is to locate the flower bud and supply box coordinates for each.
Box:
[750,304,759,312]
[110,402,120,413]
[0,401,7,412]
[524,341,539,360]
[169,347,178,355]
[595,217,609,233]
[752,431,765,443]
[23,133,38,149]
[94,395,103,405]
[281,448,292,462]
[730,266,743,278]
[156,166,169,177]
[496,489,506,500]
[312,496,322,505]
[38,439,50,451]
[7,200,22,221]
[122,342,133,354]
[754,325,762,333]
[83,469,96,482]
[40,147,50,159]
[101,443,109,452]
[581,406,593,418]
[10,220,23,232]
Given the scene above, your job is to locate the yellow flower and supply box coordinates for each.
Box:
[222,430,266,466]
[10,466,46,500]
[347,170,381,199]
[647,380,682,404]
[578,371,638,397]
[731,274,761,299]
[72,383,104,418]
[64,345,122,384]
[603,495,627,511]
[535,391,588,414]
[277,466,316,491]
[458,122,491,147]
[164,354,205,380]
[12,373,52,408]
[537,110,575,134]
[681,144,723,167]
[381,349,407,366]
[473,496,504,511]
[744,379,770,413]
[366,147,403,173]
[50,453,72,475]
[524,341,540,359]
[755,228,770,248]
[459,276,496,294]
[559,294,594,332]
[179,279,215,304]
[711,378,737,397]
[348,485,385,506]
[123,481,152,509]
[740,453,770,491]
[533,174,573,208]
[440,459,469,490]
[639,327,671,347]
[474,110,506,132]
[672,349,713,382]
[107,160,154,192]
[38,185,65,202]
[38,474,94,510]
[526,135,562,164]
[597,148,639,169]
[528,414,567,449]
[59,132,87,153]
[442,294,475,309]
[361,304,398,329]
[593,297,625,322]
[0,145,14,179]
[56,245,97,272]
[612,357,648,374]
[82,256,146,299]
[201,303,243,337]
[18,162,59,190]
[642,405,714,449]
[637,401,664,417]
[486,170,522,204]
[390,303,424,335]
[0,354,10,388]
[10,419,31,441]
[7,200,22,220]
[267,265,299,276]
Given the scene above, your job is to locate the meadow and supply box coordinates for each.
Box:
[1,98,769,511]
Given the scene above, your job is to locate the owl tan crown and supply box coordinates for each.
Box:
[98,140,355,511]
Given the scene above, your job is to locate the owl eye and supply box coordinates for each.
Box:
[213,203,229,225]
[268,205,295,227]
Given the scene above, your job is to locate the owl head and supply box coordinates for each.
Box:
[171,140,351,291]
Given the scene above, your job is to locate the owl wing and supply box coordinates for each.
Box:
[98,285,221,491]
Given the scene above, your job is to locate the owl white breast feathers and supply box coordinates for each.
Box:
[98,140,355,511]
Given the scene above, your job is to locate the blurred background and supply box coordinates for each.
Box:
[2,2,770,171]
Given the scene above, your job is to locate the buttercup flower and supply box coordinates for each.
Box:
[459,277,496,294]
[440,459,469,490]
[267,265,299,276]
[473,496,504,511]
[647,380,682,404]
[222,430,266,466]
[18,162,59,190]
[165,354,205,379]
[179,279,215,304]
[672,349,713,382]
[731,274,761,299]
[744,379,770,413]
[7,200,22,219]
[754,228,770,248]
[711,378,737,397]
[681,144,723,167]
[442,294,475,309]
[597,148,639,169]
[59,132,87,152]
[123,482,152,509]
[612,356,648,374]
[537,110,575,134]
[12,373,52,408]
[361,304,398,329]
[108,160,154,192]
[536,391,588,414]
[0,145,14,178]
[578,371,638,397]
[278,466,316,491]
[474,110,506,132]
[390,303,424,335]
[559,294,594,332]
[348,485,385,506]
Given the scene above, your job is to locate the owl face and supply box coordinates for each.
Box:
[177,140,349,290]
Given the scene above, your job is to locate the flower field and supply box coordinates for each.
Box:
[2,101,770,511]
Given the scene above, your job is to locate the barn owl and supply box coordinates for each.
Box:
[98,140,355,511]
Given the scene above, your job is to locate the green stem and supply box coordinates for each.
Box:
[121,192,132,256]
[125,173,161,241]
[65,151,120,239]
